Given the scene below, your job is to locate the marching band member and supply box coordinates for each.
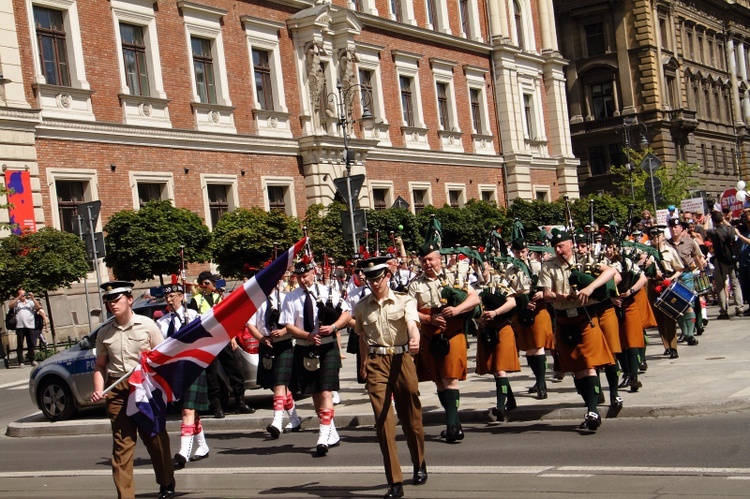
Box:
[668,218,704,346]
[355,256,426,499]
[407,223,480,443]
[156,284,210,468]
[280,257,351,456]
[507,238,554,400]
[246,279,301,439]
[539,231,616,431]
[647,226,685,359]
[477,277,520,421]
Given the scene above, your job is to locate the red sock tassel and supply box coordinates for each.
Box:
[284,392,295,411]
[318,408,334,426]
[273,395,285,411]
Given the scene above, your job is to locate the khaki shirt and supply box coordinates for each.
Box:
[671,237,702,270]
[656,243,685,275]
[354,290,419,347]
[95,314,163,378]
[407,271,460,309]
[539,256,607,311]
[508,259,541,295]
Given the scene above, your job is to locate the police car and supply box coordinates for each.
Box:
[29,299,259,421]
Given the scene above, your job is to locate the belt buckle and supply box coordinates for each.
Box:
[386,346,395,354]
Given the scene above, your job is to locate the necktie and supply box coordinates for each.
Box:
[166,314,177,338]
[303,291,314,333]
[264,298,274,331]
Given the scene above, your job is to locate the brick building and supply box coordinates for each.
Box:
[0,0,579,335]
[556,0,750,199]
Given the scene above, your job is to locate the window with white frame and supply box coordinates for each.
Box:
[445,183,466,208]
[400,76,416,126]
[262,177,297,216]
[522,93,536,139]
[46,168,99,233]
[179,1,235,132]
[424,0,450,34]
[356,43,390,144]
[129,172,174,209]
[350,0,378,15]
[369,181,394,211]
[478,184,497,203]
[27,0,94,120]
[464,66,491,134]
[513,0,526,50]
[534,186,550,202]
[431,59,458,132]
[456,0,481,41]
[110,0,171,127]
[390,0,416,24]
[200,174,238,230]
[410,182,432,214]
[393,51,425,127]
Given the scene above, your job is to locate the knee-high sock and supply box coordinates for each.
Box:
[604,364,619,399]
[628,349,640,377]
[528,355,547,388]
[682,311,696,337]
[318,408,334,426]
[579,376,600,415]
[443,389,460,427]
[616,352,629,376]
[437,389,447,410]
[495,376,508,410]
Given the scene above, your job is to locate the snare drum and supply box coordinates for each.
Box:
[654,281,697,321]
[694,272,712,295]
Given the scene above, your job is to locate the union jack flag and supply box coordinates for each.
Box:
[127,238,307,436]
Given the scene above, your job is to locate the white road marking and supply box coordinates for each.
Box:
[0,465,748,479]
[0,380,28,390]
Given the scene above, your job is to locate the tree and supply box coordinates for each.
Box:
[0,228,89,299]
[610,149,701,210]
[364,207,421,254]
[103,200,211,283]
[303,202,350,263]
[211,208,303,278]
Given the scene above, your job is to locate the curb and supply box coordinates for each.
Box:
[9,397,750,438]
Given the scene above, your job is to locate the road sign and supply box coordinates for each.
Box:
[76,200,102,235]
[333,175,365,204]
[341,209,367,238]
[84,231,106,260]
[392,196,410,210]
[645,176,663,206]
[639,153,663,174]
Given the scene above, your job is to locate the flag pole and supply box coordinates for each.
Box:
[101,365,137,396]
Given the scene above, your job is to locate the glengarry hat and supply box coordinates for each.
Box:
[162,283,185,295]
[549,229,573,246]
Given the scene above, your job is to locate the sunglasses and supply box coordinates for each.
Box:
[201,280,212,286]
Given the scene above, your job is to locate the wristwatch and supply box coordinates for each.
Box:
[331,325,338,334]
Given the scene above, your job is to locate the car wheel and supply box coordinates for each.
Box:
[38,376,77,421]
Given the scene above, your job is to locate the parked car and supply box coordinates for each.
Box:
[29,298,259,421]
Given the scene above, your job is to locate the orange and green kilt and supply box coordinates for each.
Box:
[595,303,622,355]
[476,320,521,375]
[634,286,657,329]
[513,307,554,351]
[554,312,614,372]
[415,312,467,383]
[618,297,646,349]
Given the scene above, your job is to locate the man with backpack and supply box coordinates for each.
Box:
[707,211,744,320]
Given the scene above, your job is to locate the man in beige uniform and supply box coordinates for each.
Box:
[91,281,175,499]
[356,256,426,499]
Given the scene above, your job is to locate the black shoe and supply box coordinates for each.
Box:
[173,453,187,470]
[703,318,709,326]
[639,360,648,372]
[528,383,538,394]
[618,375,630,389]
[744,309,750,317]
[610,396,623,410]
[686,336,699,346]
[235,402,255,414]
[717,313,731,320]
[316,443,329,456]
[677,334,686,343]
[158,482,175,499]
[489,406,506,422]
[384,482,404,498]
[413,461,428,485]
[629,375,642,392]
[536,386,548,400]
[445,424,464,443]
[267,424,281,439]
[663,348,671,356]
[284,422,302,433]
[579,412,601,431]
[669,348,679,359]
[214,407,225,419]
[190,452,209,462]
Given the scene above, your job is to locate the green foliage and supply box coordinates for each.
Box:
[416,200,508,248]
[507,198,566,229]
[610,149,701,210]
[0,227,89,299]
[569,194,631,229]
[211,208,303,278]
[303,202,350,263]
[363,207,421,255]
[104,200,211,282]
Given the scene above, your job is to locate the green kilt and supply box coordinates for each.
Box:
[293,341,341,395]
[257,339,294,389]
[182,370,209,411]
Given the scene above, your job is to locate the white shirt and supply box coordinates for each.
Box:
[15,299,36,329]
[279,282,350,334]
[156,306,199,339]
[249,291,286,336]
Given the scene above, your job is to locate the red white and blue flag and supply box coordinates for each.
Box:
[127,238,307,436]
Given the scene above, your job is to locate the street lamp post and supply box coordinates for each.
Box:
[329,80,373,256]
[619,116,648,201]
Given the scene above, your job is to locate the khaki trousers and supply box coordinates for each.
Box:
[106,381,174,499]
[366,352,425,485]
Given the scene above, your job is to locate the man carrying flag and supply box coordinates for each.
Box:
[91,281,175,499]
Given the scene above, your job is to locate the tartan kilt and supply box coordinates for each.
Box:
[181,370,209,411]
[293,341,341,395]
[256,339,294,389]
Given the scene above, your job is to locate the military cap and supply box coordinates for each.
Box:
[293,256,315,275]
[549,229,573,245]
[197,271,219,284]
[101,281,134,302]
[362,256,391,280]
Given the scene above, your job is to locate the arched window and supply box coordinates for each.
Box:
[513,1,525,50]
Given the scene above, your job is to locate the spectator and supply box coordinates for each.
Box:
[33,304,48,350]
[8,289,41,366]
[640,210,653,227]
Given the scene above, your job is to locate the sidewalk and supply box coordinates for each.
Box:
[5,305,750,438]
